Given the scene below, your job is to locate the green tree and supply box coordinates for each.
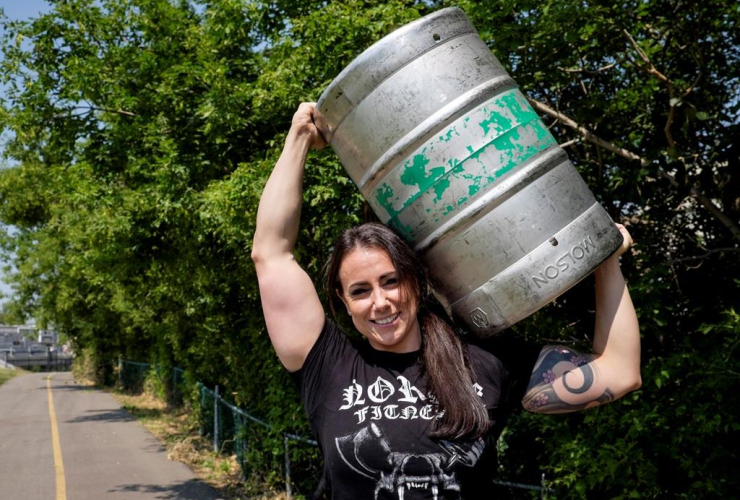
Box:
[1,0,738,497]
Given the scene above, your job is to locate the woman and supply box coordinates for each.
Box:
[251,103,641,499]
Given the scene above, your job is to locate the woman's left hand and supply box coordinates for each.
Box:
[611,223,634,259]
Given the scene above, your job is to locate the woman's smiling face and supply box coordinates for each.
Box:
[337,246,421,353]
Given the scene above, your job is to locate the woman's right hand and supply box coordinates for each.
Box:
[290,102,327,150]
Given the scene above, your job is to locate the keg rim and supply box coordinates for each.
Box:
[316,7,476,136]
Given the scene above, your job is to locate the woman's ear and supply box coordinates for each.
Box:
[336,289,352,316]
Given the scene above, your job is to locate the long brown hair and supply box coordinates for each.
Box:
[326,223,489,440]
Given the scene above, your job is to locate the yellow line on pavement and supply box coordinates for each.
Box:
[47,376,67,500]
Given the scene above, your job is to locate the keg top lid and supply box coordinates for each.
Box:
[316,7,477,141]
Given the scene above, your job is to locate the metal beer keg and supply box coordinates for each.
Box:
[315,7,623,337]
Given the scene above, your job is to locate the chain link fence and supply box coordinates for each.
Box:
[118,359,550,499]
[197,382,319,497]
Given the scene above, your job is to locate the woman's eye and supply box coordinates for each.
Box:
[384,277,398,286]
[350,288,368,297]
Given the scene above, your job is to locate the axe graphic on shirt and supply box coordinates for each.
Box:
[335,423,485,500]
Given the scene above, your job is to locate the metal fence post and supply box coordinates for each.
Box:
[198,384,205,437]
[541,473,546,500]
[172,367,177,405]
[284,434,292,499]
[214,385,220,453]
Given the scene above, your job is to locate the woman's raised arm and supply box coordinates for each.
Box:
[522,224,642,413]
[251,103,327,372]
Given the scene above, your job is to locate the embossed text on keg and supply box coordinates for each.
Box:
[532,236,597,288]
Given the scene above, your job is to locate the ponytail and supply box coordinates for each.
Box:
[420,306,490,440]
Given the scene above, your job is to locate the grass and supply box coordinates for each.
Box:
[0,368,20,387]
[109,388,288,500]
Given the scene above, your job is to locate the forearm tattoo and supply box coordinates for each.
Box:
[522,346,614,413]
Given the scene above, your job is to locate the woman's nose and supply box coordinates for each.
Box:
[372,288,389,309]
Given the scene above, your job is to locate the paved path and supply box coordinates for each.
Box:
[0,371,224,500]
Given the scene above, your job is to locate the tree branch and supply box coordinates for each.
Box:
[66,106,137,117]
[622,29,678,146]
[670,247,740,263]
[560,138,580,148]
[682,70,703,99]
[622,29,671,83]
[622,29,703,149]
[558,62,617,74]
[527,98,648,165]
[527,97,740,240]
[655,164,740,240]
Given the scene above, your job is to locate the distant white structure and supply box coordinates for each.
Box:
[0,325,19,338]
[0,325,28,349]
[38,329,56,345]
[0,325,58,351]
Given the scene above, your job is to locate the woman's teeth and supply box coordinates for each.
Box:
[373,313,399,325]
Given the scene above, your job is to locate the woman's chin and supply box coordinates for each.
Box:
[366,322,420,353]
[367,329,399,347]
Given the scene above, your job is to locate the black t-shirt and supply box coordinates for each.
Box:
[292,320,539,500]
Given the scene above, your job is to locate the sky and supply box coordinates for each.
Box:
[1,0,53,23]
[0,1,53,306]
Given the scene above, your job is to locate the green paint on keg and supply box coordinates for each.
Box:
[375,182,399,218]
[439,127,458,143]
[387,218,414,240]
[478,106,513,137]
[400,152,446,192]
[374,88,557,238]
[416,122,556,227]
[433,177,451,202]
[478,90,534,137]
[461,172,483,196]
[465,118,556,183]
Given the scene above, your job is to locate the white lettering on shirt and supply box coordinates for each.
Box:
[338,377,484,425]
[339,379,366,410]
[367,376,395,403]
[396,375,427,403]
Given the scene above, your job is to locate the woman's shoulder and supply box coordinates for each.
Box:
[293,318,349,374]
[467,341,503,363]
[307,317,354,356]
[467,342,506,378]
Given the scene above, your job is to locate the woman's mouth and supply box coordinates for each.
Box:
[371,312,400,326]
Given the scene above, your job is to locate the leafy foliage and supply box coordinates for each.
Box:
[1,0,738,497]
